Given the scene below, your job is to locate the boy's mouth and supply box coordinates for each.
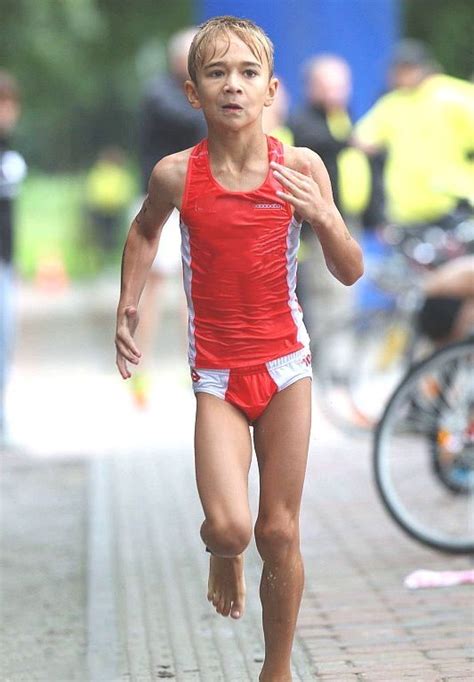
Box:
[222,103,243,110]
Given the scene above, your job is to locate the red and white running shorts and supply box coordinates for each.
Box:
[190,347,312,423]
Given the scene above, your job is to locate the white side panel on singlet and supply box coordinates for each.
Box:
[179,218,196,366]
[286,217,310,347]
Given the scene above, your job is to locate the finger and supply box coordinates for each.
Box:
[118,307,141,347]
[115,339,141,364]
[116,354,131,380]
[123,339,141,359]
[275,189,299,205]
[116,330,141,359]
[273,161,322,201]
[270,161,311,183]
[272,169,306,198]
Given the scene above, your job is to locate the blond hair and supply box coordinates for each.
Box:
[188,16,274,83]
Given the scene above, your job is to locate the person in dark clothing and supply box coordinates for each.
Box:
[131,28,206,408]
[139,27,207,191]
[0,71,26,443]
[290,54,385,229]
[290,56,386,328]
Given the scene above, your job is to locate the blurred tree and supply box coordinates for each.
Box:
[2,0,472,171]
[403,0,474,80]
[0,0,193,170]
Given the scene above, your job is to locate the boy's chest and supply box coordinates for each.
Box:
[211,164,268,193]
[186,191,292,254]
[191,190,288,224]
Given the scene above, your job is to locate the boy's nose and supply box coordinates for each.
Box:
[223,76,243,93]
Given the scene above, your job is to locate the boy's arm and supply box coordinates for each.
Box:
[272,148,364,285]
[115,156,178,379]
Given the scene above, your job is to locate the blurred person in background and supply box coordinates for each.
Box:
[0,70,26,445]
[262,77,293,145]
[354,39,474,226]
[263,79,319,336]
[130,27,207,408]
[84,146,135,270]
[290,55,385,326]
[418,255,474,346]
[353,40,474,331]
[139,27,208,189]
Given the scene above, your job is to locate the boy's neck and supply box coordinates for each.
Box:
[207,126,268,169]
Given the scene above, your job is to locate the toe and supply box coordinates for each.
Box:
[217,595,226,615]
[222,600,232,617]
[231,592,245,619]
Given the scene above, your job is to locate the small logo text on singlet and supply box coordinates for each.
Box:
[254,202,283,210]
[301,353,312,367]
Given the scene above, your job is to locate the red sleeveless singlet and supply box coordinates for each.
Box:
[179,135,309,369]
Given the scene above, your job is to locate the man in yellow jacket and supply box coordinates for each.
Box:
[354,40,474,225]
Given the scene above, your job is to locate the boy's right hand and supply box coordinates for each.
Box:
[115,306,142,379]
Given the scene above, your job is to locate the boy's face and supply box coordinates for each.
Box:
[185,32,277,131]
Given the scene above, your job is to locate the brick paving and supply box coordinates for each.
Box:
[85,390,474,681]
[2,278,473,680]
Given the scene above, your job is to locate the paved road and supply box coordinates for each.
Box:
[1,279,473,681]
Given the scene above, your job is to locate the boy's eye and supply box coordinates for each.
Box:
[244,69,258,77]
[209,70,224,77]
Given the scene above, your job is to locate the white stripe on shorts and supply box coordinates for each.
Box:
[266,346,312,392]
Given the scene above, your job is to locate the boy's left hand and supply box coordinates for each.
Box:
[270,161,332,228]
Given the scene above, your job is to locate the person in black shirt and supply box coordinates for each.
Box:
[290,56,385,330]
[130,28,206,408]
[291,54,385,230]
[0,71,26,443]
[139,27,207,191]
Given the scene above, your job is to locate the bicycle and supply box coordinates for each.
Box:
[373,337,474,554]
[311,206,474,434]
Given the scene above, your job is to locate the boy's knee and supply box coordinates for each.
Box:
[254,516,299,560]
[204,517,252,557]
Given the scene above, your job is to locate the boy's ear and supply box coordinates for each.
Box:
[264,77,279,108]
[184,80,202,110]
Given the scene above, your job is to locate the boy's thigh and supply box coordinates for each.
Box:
[194,392,253,523]
[253,377,312,518]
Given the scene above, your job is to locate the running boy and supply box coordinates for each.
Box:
[115,16,363,682]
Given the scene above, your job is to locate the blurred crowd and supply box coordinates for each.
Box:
[1,26,473,437]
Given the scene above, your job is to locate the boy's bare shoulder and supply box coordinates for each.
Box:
[282,144,324,174]
[148,147,194,206]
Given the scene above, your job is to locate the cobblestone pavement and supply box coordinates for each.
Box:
[1,279,473,681]
[84,428,473,682]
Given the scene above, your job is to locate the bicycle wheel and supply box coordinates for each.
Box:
[312,307,419,434]
[374,339,474,553]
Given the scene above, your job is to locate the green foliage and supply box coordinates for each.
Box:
[403,0,474,80]
[16,173,85,278]
[3,1,472,172]
[15,170,138,279]
[1,0,193,170]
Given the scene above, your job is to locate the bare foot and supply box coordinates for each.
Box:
[207,553,246,619]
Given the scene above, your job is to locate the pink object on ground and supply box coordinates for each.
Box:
[404,568,474,589]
